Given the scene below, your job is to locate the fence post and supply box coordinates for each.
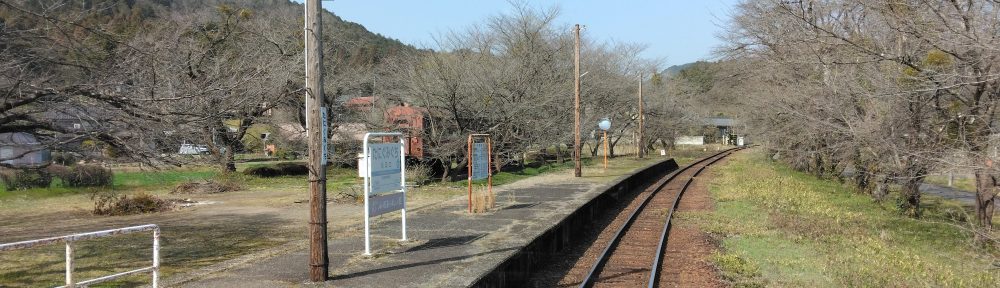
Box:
[65,241,74,288]
[153,227,160,288]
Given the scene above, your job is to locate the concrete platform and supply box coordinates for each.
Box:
[169,159,677,287]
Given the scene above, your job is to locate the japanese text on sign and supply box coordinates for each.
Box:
[369,143,402,194]
[369,192,405,217]
[472,142,489,180]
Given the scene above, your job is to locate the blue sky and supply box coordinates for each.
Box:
[315,0,739,67]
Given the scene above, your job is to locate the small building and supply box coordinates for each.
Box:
[343,96,429,159]
[0,132,51,167]
[706,117,737,140]
[675,136,705,145]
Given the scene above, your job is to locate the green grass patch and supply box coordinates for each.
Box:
[925,175,977,193]
[0,168,218,200]
[694,151,1000,287]
[113,169,217,189]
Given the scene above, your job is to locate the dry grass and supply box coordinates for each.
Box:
[685,150,1000,287]
[92,191,174,216]
[470,185,495,213]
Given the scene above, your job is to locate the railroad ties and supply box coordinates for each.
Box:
[575,148,740,288]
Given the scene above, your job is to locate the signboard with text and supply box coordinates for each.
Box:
[369,192,405,216]
[472,143,489,180]
[321,107,328,163]
[362,132,408,255]
[369,143,402,194]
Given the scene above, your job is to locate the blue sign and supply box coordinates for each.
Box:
[369,192,405,217]
[369,143,402,194]
[321,107,328,163]
[472,142,489,180]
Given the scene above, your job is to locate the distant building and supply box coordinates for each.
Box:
[675,136,705,145]
[706,117,738,140]
[344,96,429,159]
[675,117,746,146]
[0,132,51,167]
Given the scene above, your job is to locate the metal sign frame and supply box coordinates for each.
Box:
[467,134,493,213]
[362,132,407,256]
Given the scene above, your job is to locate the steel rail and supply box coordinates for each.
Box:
[579,148,737,288]
[648,148,739,287]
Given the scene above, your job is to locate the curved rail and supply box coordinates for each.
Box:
[647,149,735,287]
[579,148,739,288]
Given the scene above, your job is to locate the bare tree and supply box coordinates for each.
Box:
[0,0,171,167]
[125,4,302,172]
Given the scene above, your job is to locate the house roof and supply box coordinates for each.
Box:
[0,132,41,146]
[706,117,737,127]
[345,96,376,107]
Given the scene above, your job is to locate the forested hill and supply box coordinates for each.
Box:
[0,0,418,65]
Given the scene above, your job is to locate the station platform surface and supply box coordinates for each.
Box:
[169,159,668,287]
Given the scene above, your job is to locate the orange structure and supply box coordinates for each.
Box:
[344,97,428,160]
[386,104,426,159]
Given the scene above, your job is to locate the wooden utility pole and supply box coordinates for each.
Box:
[637,73,644,159]
[304,0,328,282]
[573,24,582,177]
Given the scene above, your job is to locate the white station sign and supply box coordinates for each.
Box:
[362,133,408,255]
[368,143,402,194]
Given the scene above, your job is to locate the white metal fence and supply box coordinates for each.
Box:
[0,224,160,288]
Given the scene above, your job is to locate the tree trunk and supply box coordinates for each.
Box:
[853,151,871,194]
[900,175,923,218]
[873,174,890,202]
[222,143,236,173]
[973,169,997,232]
[440,160,451,183]
[854,167,870,194]
[555,144,564,163]
[813,152,824,178]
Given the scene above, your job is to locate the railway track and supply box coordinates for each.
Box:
[576,148,739,288]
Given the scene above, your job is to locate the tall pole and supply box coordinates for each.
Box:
[638,73,644,159]
[603,131,608,169]
[304,0,328,282]
[573,24,582,177]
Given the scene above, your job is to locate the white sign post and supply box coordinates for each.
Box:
[362,132,407,255]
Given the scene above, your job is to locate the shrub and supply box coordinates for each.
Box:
[93,191,173,216]
[0,169,52,190]
[51,152,82,166]
[243,162,308,177]
[172,175,245,194]
[243,165,281,177]
[711,251,765,287]
[53,164,113,187]
[406,165,432,186]
[274,162,309,175]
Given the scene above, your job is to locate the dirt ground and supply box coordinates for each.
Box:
[0,156,665,286]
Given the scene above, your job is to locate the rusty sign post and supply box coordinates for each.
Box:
[467,134,493,213]
[598,118,611,169]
